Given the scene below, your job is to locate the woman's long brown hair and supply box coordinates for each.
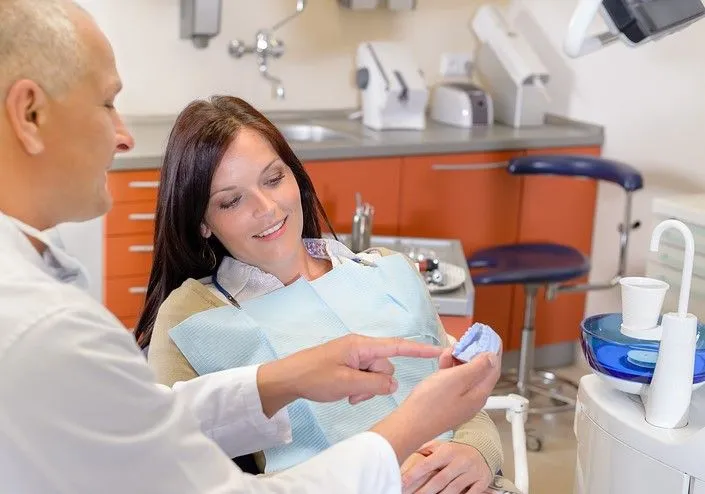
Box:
[133,96,335,348]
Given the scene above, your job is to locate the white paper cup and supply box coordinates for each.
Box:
[620,277,669,330]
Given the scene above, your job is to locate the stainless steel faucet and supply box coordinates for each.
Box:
[227,0,306,100]
[350,192,374,253]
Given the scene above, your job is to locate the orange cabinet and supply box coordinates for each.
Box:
[104,233,154,278]
[508,146,602,349]
[398,151,523,344]
[304,158,403,236]
[105,201,157,236]
[105,275,150,318]
[104,169,160,325]
[107,170,160,203]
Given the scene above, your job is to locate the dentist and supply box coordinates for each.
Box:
[0,1,501,493]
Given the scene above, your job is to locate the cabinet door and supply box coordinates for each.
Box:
[510,146,601,348]
[304,158,402,236]
[399,151,523,344]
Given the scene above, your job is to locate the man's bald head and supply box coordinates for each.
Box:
[0,0,133,230]
[0,0,88,98]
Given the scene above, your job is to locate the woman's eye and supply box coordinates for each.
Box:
[220,196,241,209]
[266,174,284,186]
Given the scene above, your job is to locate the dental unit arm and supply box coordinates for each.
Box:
[564,0,705,58]
[545,1,705,300]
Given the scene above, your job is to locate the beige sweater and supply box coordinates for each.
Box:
[147,253,518,492]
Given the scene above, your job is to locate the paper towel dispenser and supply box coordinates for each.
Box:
[180,0,222,49]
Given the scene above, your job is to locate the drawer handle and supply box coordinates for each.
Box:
[128,213,156,221]
[128,245,154,253]
[431,162,508,171]
[128,181,160,189]
[128,286,148,295]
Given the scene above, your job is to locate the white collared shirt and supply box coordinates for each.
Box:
[0,213,401,493]
[206,238,382,304]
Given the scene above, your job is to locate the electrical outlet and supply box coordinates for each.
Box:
[440,52,473,77]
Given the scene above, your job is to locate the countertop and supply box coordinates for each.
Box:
[112,109,605,171]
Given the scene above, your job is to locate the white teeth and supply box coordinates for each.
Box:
[256,219,285,238]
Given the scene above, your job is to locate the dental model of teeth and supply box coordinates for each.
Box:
[452,322,502,363]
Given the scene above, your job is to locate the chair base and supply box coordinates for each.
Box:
[494,369,578,415]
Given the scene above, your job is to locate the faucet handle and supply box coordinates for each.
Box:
[268,38,285,59]
[228,39,251,58]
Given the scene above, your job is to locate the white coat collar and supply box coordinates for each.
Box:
[0,211,89,289]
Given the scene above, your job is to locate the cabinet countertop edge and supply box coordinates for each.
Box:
[111,112,604,172]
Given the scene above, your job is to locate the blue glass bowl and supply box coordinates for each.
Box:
[581,313,705,385]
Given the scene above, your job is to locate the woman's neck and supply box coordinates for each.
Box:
[273,242,332,286]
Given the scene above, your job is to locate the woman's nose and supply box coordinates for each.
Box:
[252,189,277,218]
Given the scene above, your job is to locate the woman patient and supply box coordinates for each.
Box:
[134,96,518,494]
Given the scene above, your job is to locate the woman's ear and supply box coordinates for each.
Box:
[200,223,212,239]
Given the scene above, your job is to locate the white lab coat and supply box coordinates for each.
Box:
[0,212,402,493]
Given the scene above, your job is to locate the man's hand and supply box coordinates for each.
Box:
[401,441,493,494]
[257,334,443,417]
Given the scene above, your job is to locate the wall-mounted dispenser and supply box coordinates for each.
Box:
[180,0,223,49]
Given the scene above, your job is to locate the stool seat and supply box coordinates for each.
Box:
[468,243,591,285]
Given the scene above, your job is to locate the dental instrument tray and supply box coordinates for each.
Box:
[581,313,705,387]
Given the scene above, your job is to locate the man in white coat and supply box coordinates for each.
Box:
[0,1,502,493]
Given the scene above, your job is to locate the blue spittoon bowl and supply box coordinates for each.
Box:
[581,313,705,385]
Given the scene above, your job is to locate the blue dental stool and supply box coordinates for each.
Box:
[467,155,644,433]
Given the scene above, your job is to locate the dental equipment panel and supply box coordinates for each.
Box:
[564,0,705,58]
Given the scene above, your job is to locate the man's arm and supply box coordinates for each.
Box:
[168,365,292,458]
[0,305,402,494]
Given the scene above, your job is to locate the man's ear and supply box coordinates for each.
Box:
[4,79,49,155]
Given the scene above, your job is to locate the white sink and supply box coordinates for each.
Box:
[276,124,352,142]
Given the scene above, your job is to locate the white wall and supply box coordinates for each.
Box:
[77,0,504,115]
[510,1,705,315]
[79,0,705,315]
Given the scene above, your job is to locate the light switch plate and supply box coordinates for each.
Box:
[440,52,473,77]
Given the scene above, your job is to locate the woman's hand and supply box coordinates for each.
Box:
[401,440,493,494]
[370,351,501,463]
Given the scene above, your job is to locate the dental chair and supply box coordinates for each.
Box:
[467,155,643,451]
[484,394,530,494]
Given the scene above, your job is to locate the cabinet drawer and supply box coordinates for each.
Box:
[105,201,156,236]
[105,234,154,278]
[646,261,705,300]
[649,243,705,279]
[653,213,705,256]
[105,276,149,318]
[108,170,161,204]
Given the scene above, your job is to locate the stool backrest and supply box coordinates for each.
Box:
[508,155,644,192]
